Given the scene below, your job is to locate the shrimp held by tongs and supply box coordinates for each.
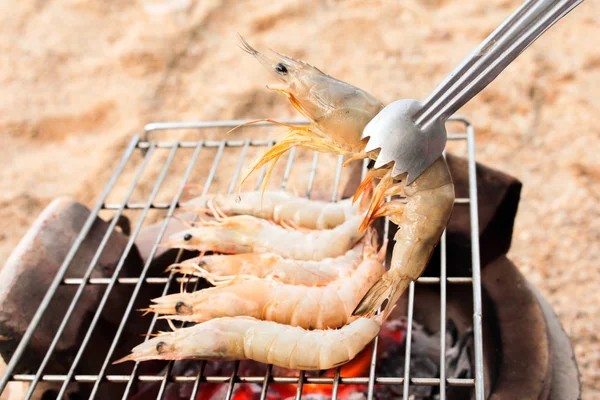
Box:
[115,309,393,370]
[150,230,385,329]
[167,240,365,286]
[237,38,455,317]
[182,191,360,230]
[352,158,454,316]
[235,36,384,193]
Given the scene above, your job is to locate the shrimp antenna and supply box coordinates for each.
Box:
[227,119,313,135]
[138,308,153,317]
[237,33,259,56]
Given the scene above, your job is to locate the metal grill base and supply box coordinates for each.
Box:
[0,117,485,400]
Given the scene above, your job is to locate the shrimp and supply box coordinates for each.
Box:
[181,191,359,230]
[149,230,385,329]
[162,213,365,261]
[238,39,456,317]
[352,157,454,316]
[236,37,384,191]
[115,311,391,370]
[167,241,365,286]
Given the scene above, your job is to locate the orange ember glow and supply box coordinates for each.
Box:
[269,342,376,399]
[230,384,257,400]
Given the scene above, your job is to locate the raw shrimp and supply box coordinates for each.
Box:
[167,241,365,286]
[236,37,384,190]
[181,191,359,230]
[149,231,385,329]
[115,311,390,370]
[162,213,365,261]
[352,157,454,316]
[238,38,456,317]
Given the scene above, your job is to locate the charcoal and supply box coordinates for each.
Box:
[376,320,473,400]
[347,393,368,400]
[446,328,474,380]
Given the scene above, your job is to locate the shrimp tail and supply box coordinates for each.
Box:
[138,307,154,317]
[351,270,409,318]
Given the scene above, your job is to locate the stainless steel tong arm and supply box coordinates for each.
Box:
[361,0,583,184]
[414,0,583,129]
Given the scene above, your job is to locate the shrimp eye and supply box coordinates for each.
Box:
[275,63,288,74]
[183,233,192,241]
[175,301,192,315]
[156,341,167,354]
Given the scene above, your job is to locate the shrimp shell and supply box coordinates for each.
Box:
[115,314,385,370]
[353,156,455,316]
[182,191,359,230]
[167,241,365,286]
[150,230,385,329]
[238,37,383,154]
[236,39,382,195]
[162,213,365,261]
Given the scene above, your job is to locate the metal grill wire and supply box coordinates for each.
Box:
[0,118,484,400]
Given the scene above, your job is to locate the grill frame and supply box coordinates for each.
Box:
[0,117,484,400]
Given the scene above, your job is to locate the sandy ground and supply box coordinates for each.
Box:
[0,0,598,397]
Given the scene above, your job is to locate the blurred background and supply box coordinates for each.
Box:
[0,0,598,397]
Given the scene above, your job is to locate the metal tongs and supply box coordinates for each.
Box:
[362,0,583,184]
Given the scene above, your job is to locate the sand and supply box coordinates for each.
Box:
[0,0,598,397]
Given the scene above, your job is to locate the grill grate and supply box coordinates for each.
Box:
[0,117,484,400]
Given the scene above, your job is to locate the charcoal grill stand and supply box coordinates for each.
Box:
[0,117,489,399]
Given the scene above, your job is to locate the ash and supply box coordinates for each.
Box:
[374,319,474,400]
